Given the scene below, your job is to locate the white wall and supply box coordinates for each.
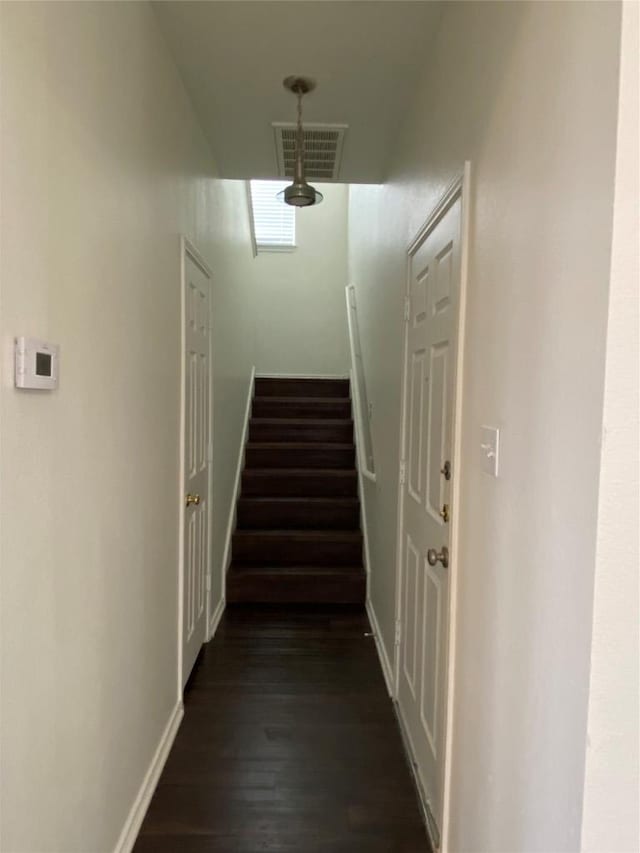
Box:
[348,2,622,851]
[0,3,255,851]
[581,3,640,850]
[250,183,350,376]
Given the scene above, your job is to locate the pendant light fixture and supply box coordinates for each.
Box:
[277,76,324,207]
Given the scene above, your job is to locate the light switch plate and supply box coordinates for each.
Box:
[480,426,500,477]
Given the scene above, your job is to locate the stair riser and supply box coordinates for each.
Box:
[252,400,351,419]
[227,572,366,604]
[245,446,355,469]
[255,378,350,399]
[249,421,353,444]
[241,472,358,498]
[237,500,359,530]
[232,535,363,567]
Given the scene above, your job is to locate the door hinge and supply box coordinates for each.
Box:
[395,620,402,647]
[404,296,410,322]
[206,574,211,593]
[399,459,406,485]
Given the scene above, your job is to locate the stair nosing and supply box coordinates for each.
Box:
[247,442,355,449]
[253,395,351,403]
[250,418,353,425]
[228,566,365,574]
[233,527,363,542]
[243,468,356,475]
[238,496,358,503]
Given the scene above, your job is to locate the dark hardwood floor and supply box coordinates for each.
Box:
[134,605,430,852]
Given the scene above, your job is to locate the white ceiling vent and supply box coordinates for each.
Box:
[272,123,348,182]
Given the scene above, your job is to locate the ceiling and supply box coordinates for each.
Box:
[153,2,442,183]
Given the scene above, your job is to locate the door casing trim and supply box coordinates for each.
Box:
[392,163,472,853]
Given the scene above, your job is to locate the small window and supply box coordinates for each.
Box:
[248,180,296,253]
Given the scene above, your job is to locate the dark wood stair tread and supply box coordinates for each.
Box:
[237,495,360,529]
[227,566,366,604]
[242,467,357,476]
[247,442,354,449]
[252,396,352,420]
[250,417,353,426]
[253,396,351,404]
[254,377,350,398]
[249,419,354,444]
[241,468,358,497]
[233,530,363,540]
[239,496,358,504]
[232,529,363,568]
[229,564,364,574]
[245,443,356,470]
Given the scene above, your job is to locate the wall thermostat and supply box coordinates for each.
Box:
[15,337,59,390]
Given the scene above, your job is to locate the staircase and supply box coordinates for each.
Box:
[227,377,366,604]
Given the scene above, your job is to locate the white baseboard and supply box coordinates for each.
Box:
[221,366,255,580]
[366,598,395,698]
[208,595,225,640]
[113,701,184,853]
[394,698,440,851]
[366,594,438,846]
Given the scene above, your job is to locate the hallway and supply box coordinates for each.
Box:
[0,3,636,851]
[134,606,430,852]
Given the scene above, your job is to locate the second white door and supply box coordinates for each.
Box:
[182,247,211,688]
[397,192,462,840]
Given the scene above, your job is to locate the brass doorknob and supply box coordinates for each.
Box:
[185,493,201,508]
[427,546,449,568]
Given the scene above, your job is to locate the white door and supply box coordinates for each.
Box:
[181,247,211,688]
[397,194,462,839]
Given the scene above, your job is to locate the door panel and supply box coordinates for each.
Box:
[421,563,442,756]
[433,241,453,315]
[403,536,420,699]
[182,250,210,688]
[408,351,426,504]
[413,267,429,326]
[398,196,462,836]
[426,342,449,523]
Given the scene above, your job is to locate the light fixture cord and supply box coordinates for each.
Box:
[295,87,304,184]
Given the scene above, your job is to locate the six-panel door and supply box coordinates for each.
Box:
[398,196,462,836]
[182,252,210,688]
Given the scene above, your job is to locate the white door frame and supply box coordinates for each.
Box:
[393,163,471,852]
[177,236,214,700]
